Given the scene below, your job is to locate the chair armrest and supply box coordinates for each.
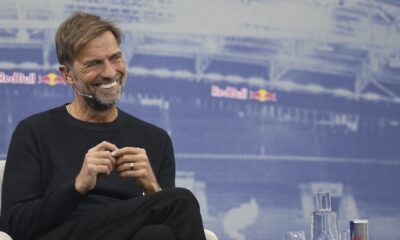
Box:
[204,228,218,240]
[0,232,12,240]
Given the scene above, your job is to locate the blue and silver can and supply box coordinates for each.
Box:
[350,219,368,240]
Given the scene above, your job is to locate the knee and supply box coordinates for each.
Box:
[133,224,176,240]
[170,187,200,210]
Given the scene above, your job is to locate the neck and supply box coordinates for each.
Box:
[66,101,118,123]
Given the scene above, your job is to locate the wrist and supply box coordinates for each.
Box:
[143,183,162,196]
[75,177,89,195]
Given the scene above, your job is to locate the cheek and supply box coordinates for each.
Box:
[117,61,127,74]
[77,70,95,84]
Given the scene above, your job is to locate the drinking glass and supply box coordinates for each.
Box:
[339,230,350,240]
[282,231,306,240]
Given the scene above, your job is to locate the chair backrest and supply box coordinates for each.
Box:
[0,160,5,176]
[0,160,13,240]
[0,160,5,204]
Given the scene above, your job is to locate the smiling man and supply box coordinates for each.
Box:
[60,31,126,115]
[0,12,207,240]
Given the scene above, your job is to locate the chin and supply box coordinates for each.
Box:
[84,95,119,111]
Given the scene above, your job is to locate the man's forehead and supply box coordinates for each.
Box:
[76,31,120,60]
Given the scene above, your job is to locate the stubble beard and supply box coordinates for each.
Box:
[74,74,125,112]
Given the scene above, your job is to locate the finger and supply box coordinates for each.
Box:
[94,151,117,166]
[119,168,146,178]
[89,141,118,153]
[111,147,144,157]
[116,161,142,172]
[87,164,113,176]
[86,150,116,165]
[115,153,147,165]
[86,157,115,172]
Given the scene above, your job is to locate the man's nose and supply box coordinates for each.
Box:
[101,60,117,79]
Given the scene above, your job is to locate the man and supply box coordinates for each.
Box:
[0,12,207,240]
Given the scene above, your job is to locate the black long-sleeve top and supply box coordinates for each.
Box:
[0,105,175,240]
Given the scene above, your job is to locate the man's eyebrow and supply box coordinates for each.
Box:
[82,51,123,66]
[83,58,101,66]
[110,51,123,58]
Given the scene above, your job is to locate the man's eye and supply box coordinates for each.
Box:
[112,55,122,61]
[87,61,100,67]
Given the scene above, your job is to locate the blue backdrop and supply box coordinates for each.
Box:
[1,0,400,239]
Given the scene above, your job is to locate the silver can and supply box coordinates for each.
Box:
[350,219,368,240]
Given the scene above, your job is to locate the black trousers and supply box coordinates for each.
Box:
[38,188,207,240]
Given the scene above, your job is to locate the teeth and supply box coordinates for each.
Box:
[98,81,118,89]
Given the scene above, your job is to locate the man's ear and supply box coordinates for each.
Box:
[59,65,73,85]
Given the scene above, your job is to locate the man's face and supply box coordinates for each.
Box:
[69,31,127,110]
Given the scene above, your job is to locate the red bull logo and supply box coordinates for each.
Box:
[211,85,277,102]
[38,72,66,86]
[249,89,276,102]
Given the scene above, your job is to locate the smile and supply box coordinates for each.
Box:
[96,81,118,89]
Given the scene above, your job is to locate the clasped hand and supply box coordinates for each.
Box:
[75,141,159,195]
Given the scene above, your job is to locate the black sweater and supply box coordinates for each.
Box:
[0,105,175,239]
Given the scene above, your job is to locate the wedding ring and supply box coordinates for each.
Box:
[129,162,135,170]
